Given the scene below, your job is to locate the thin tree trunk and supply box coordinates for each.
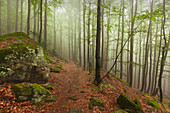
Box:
[20,0,23,31]
[115,4,121,75]
[27,0,31,35]
[39,0,43,43]
[101,0,105,68]
[83,0,86,70]
[120,0,124,79]
[151,23,158,93]
[69,15,71,60]
[105,11,110,70]
[79,0,82,66]
[92,13,95,69]
[33,3,37,40]
[60,14,63,57]
[87,1,91,72]
[74,14,77,61]
[7,0,11,33]
[44,0,47,49]
[15,0,19,32]
[95,0,101,86]
[53,9,57,55]
[158,0,169,102]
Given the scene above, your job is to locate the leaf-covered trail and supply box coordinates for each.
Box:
[40,58,94,112]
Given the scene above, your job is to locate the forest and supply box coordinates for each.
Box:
[0,0,170,112]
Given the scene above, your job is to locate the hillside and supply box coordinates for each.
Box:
[0,32,170,113]
[0,57,170,112]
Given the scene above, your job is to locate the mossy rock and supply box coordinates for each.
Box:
[69,96,80,101]
[11,83,51,104]
[133,98,141,107]
[123,88,127,93]
[113,110,127,113]
[44,95,57,103]
[117,94,144,113]
[50,68,60,73]
[68,108,83,113]
[0,32,51,83]
[144,98,160,110]
[89,98,104,111]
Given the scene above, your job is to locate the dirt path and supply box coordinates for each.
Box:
[40,60,90,113]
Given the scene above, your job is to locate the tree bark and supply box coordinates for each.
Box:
[27,0,31,35]
[95,0,101,86]
[39,0,43,43]
[44,0,47,49]
[7,0,11,33]
[15,0,19,32]
[20,0,23,31]
[83,0,86,70]
[79,0,82,66]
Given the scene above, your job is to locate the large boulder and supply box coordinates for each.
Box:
[117,94,144,113]
[11,83,51,104]
[0,32,51,83]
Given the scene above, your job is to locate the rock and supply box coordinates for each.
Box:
[117,94,144,113]
[89,98,104,111]
[113,110,127,113]
[44,95,57,103]
[68,108,83,113]
[11,83,51,104]
[0,32,51,83]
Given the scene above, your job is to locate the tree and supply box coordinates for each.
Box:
[83,0,86,70]
[44,0,47,49]
[7,0,11,33]
[15,0,19,32]
[94,0,101,86]
[78,0,82,66]
[39,0,43,43]
[27,0,31,35]
[20,0,23,31]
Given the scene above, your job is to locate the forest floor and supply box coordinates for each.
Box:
[0,56,170,113]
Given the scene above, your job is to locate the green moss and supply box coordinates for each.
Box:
[0,32,52,63]
[161,103,167,112]
[117,94,144,113]
[123,88,127,93]
[0,32,31,42]
[133,98,141,107]
[11,83,51,103]
[50,68,60,73]
[44,95,57,103]
[89,98,104,111]
[112,75,130,87]
[112,110,127,113]
[69,96,80,101]
[144,98,160,110]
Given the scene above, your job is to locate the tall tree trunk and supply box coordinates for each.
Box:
[95,0,101,86]
[60,14,63,57]
[158,0,169,102]
[87,1,91,72]
[37,6,40,34]
[53,8,57,55]
[120,0,124,79]
[79,0,82,66]
[83,0,86,70]
[105,11,110,70]
[27,0,31,35]
[15,0,19,32]
[92,13,95,69]
[7,0,11,33]
[74,14,77,61]
[69,14,71,60]
[115,4,121,75]
[151,23,158,93]
[44,0,47,49]
[137,23,142,89]
[39,0,43,43]
[101,0,105,68]
[20,0,23,31]
[146,0,154,93]
[33,3,37,40]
